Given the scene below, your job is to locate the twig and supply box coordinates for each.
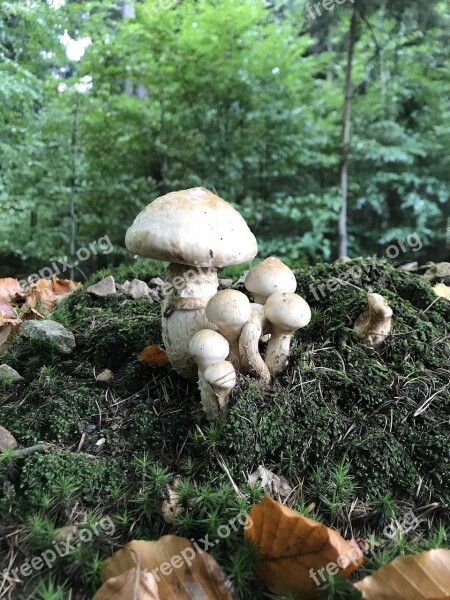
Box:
[6,443,53,459]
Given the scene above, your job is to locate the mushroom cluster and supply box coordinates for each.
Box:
[126,188,311,420]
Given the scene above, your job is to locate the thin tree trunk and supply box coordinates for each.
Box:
[338,5,357,259]
[69,97,79,280]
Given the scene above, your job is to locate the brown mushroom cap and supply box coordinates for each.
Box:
[245,257,297,303]
[125,187,258,267]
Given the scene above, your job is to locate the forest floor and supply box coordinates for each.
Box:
[0,258,449,599]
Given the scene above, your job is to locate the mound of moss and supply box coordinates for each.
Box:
[0,259,449,599]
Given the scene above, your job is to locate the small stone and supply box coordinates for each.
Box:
[96,437,106,447]
[0,364,24,383]
[0,425,18,451]
[96,369,114,384]
[397,262,418,272]
[87,276,116,297]
[149,277,165,287]
[129,279,150,300]
[219,278,234,287]
[20,320,76,354]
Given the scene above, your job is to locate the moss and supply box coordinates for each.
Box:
[19,451,125,510]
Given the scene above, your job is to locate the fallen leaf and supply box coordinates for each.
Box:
[0,301,17,320]
[94,568,161,600]
[161,477,184,524]
[245,496,363,599]
[23,286,56,316]
[248,466,292,499]
[100,536,235,599]
[138,345,169,367]
[51,277,78,295]
[433,283,450,301]
[0,278,22,302]
[354,549,450,600]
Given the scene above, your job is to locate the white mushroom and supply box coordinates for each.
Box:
[188,329,230,420]
[245,257,297,305]
[206,289,251,370]
[239,303,271,385]
[204,360,236,418]
[125,188,257,380]
[264,293,311,375]
[354,293,393,348]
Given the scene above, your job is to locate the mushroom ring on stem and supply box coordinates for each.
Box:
[206,289,251,370]
[189,329,232,420]
[125,187,257,380]
[264,292,312,374]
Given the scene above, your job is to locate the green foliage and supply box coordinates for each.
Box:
[1,0,449,277]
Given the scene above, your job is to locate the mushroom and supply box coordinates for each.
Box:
[264,292,311,374]
[204,360,236,417]
[188,329,230,419]
[205,289,251,369]
[354,293,393,348]
[125,187,257,380]
[245,257,297,305]
[239,303,271,385]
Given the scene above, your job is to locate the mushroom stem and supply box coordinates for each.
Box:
[265,332,292,374]
[162,263,218,380]
[198,373,220,420]
[239,304,271,385]
[204,360,236,422]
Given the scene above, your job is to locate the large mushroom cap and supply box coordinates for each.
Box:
[125,187,258,267]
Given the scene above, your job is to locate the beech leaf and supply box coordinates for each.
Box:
[100,536,235,599]
[354,549,450,600]
[93,567,161,600]
[244,496,363,599]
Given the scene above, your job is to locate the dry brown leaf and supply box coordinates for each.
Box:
[433,283,450,301]
[0,278,22,302]
[245,496,363,599]
[51,277,78,295]
[100,536,235,599]
[354,549,450,600]
[93,567,161,600]
[0,301,17,320]
[23,286,56,316]
[248,465,292,499]
[138,345,170,367]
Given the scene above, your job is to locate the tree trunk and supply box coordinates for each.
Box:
[69,97,79,281]
[338,5,357,259]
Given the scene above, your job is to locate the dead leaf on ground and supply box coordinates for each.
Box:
[0,301,17,320]
[138,345,170,367]
[0,278,23,302]
[245,496,363,599]
[100,536,235,599]
[354,549,450,600]
[433,283,450,301]
[51,277,78,295]
[94,567,161,600]
[248,465,292,499]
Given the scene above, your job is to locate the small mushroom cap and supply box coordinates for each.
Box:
[264,292,311,332]
[189,329,230,366]
[125,187,257,267]
[206,290,251,330]
[204,360,236,391]
[367,293,393,317]
[245,257,297,302]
